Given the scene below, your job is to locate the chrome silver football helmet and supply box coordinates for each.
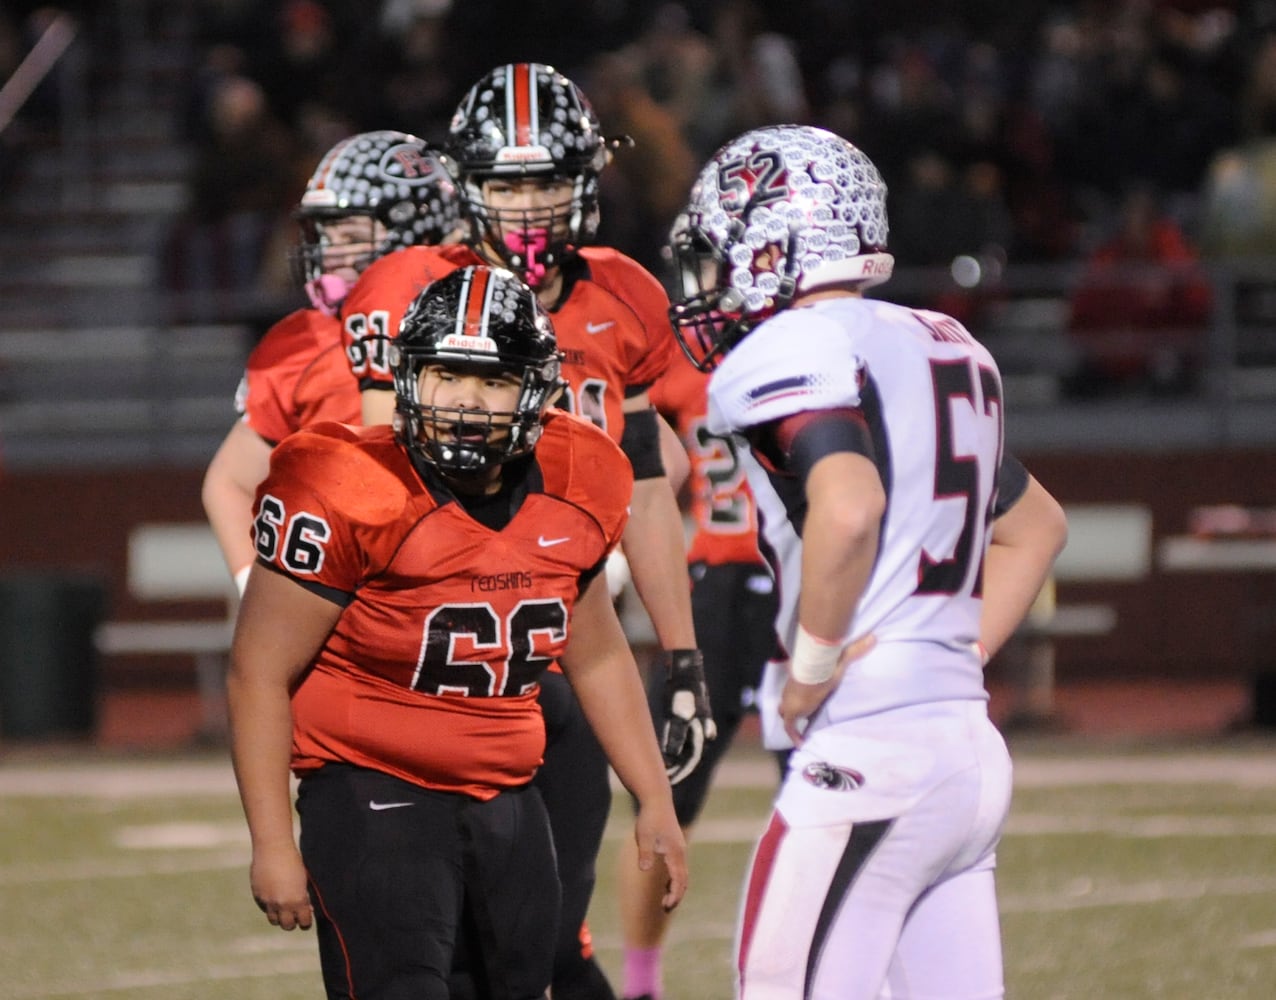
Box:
[668,125,893,371]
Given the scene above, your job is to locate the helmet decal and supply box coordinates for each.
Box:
[668,125,894,371]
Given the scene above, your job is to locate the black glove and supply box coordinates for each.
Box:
[660,649,717,785]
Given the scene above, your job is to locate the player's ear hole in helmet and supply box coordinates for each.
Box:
[391,265,565,474]
[667,124,895,372]
[445,62,628,287]
[292,131,462,313]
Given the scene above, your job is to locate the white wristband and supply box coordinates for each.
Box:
[789,624,842,685]
[233,564,252,598]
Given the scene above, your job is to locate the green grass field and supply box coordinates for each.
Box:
[3,734,1276,999]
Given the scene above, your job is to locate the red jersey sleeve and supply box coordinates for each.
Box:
[240,309,357,443]
[340,243,480,391]
[546,249,676,443]
[576,247,676,392]
[535,409,632,552]
[254,423,414,590]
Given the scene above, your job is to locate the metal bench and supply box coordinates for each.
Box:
[94,523,235,738]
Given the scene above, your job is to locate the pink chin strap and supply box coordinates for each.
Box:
[503,229,550,287]
[305,274,353,315]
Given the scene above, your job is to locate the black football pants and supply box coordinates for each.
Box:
[296,763,559,1000]
[533,669,618,1000]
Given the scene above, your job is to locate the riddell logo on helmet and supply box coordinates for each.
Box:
[440,334,498,352]
[861,257,892,275]
[497,147,552,163]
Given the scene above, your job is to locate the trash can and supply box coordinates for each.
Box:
[1253,672,1276,729]
[0,572,107,740]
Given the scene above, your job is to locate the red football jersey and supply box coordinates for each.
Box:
[648,360,765,568]
[341,244,676,445]
[340,243,484,390]
[253,411,632,800]
[239,308,360,444]
[548,247,675,443]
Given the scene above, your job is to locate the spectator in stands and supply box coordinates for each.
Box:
[345,0,460,141]
[618,3,723,161]
[164,73,305,320]
[705,0,812,148]
[1066,183,1213,394]
[1199,32,1276,260]
[584,49,700,275]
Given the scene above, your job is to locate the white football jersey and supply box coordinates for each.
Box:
[707,296,1005,726]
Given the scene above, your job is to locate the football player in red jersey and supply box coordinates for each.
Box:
[341,63,711,1000]
[615,360,778,1000]
[202,130,461,597]
[228,266,687,1000]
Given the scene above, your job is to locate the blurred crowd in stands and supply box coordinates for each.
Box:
[9,0,1276,396]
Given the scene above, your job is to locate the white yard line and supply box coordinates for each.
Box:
[0,758,238,797]
[0,849,246,886]
[10,954,318,999]
[705,747,1276,790]
[1,746,1274,799]
[999,874,1276,914]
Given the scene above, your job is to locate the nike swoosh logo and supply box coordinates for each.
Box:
[585,321,615,334]
[369,801,414,811]
[538,535,570,547]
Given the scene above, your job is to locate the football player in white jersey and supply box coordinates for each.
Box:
[667,124,1068,1000]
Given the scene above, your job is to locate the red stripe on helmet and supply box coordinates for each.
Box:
[511,63,534,148]
[461,267,491,337]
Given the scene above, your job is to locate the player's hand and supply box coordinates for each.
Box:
[249,841,313,931]
[780,633,876,746]
[634,801,689,912]
[659,649,717,785]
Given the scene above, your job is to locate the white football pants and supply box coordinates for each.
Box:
[736,700,1013,1000]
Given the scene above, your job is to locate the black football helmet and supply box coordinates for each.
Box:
[293,130,460,312]
[446,63,611,286]
[391,265,564,473]
[668,125,893,371]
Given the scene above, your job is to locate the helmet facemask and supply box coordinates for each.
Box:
[462,169,599,289]
[668,216,799,372]
[293,214,390,314]
[391,265,564,475]
[393,359,558,474]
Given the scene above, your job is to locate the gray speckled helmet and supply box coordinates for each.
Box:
[293,130,460,285]
[669,125,894,370]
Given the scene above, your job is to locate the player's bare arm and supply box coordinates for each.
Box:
[781,451,884,743]
[227,566,342,932]
[619,391,698,649]
[361,386,396,427]
[559,570,689,912]
[657,411,690,495]
[202,421,272,592]
[980,473,1069,659]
